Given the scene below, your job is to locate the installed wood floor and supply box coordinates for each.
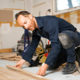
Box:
[0,66,49,80]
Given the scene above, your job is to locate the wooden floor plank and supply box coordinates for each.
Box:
[0,66,49,80]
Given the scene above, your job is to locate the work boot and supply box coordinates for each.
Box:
[62,62,77,74]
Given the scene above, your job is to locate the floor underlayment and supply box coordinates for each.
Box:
[0,59,80,80]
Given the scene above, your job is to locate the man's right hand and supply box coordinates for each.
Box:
[13,59,25,68]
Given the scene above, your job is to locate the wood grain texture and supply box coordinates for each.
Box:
[0,66,49,80]
[0,53,21,61]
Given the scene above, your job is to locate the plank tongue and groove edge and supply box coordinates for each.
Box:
[6,65,49,80]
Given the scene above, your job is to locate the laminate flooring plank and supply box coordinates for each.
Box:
[0,67,49,80]
[7,65,49,80]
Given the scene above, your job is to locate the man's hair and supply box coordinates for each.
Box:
[15,11,30,20]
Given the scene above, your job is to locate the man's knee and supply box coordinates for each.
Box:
[59,33,73,49]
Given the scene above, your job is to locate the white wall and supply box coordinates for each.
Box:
[0,25,24,49]
[25,0,33,13]
[0,10,24,49]
[0,0,33,49]
[0,0,25,9]
[32,0,53,16]
[73,24,80,32]
[0,0,25,49]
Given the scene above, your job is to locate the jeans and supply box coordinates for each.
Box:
[59,30,80,63]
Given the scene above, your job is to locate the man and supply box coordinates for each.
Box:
[14,11,80,76]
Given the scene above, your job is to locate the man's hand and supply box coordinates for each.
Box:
[37,63,49,76]
[13,59,25,68]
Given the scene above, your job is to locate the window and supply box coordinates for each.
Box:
[56,0,80,11]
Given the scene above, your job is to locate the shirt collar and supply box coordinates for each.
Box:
[35,17,43,29]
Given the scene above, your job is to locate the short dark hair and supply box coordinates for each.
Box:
[15,11,30,20]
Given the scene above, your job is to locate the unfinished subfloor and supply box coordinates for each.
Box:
[0,57,80,80]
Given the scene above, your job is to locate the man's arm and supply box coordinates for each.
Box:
[14,30,41,68]
[45,26,61,66]
[22,30,41,64]
[37,31,61,76]
[37,19,61,76]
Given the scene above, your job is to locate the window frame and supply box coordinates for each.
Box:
[53,0,80,15]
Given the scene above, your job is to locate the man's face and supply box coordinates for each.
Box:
[17,15,35,31]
